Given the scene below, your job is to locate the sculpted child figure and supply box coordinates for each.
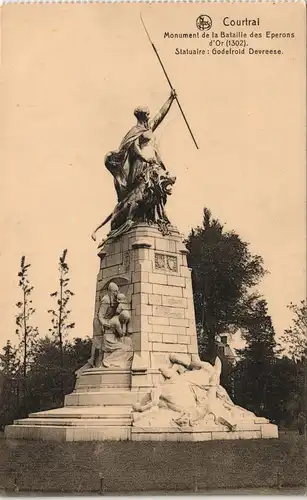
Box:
[115,292,130,335]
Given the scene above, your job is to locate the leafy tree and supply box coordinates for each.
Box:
[0,335,90,427]
[66,337,91,369]
[232,299,277,417]
[27,336,90,413]
[27,337,73,411]
[281,300,307,359]
[15,256,38,411]
[238,299,276,361]
[0,341,20,429]
[272,356,304,428]
[0,340,20,376]
[232,353,301,427]
[186,208,267,360]
[278,300,307,433]
[48,249,75,403]
[295,356,307,433]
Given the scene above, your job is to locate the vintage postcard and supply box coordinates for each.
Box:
[0,0,306,495]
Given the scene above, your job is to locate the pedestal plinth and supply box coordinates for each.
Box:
[5,224,278,442]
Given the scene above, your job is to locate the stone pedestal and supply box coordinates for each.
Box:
[96,223,198,364]
[5,224,278,442]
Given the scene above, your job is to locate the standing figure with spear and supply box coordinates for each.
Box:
[91,15,197,245]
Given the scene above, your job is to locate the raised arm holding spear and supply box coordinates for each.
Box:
[91,15,198,245]
[140,13,199,150]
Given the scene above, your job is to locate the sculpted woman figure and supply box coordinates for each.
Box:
[101,294,133,369]
[77,283,133,373]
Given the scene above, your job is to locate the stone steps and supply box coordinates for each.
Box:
[28,405,132,418]
[12,405,134,427]
[131,422,278,441]
[65,390,147,406]
[5,424,132,441]
[14,418,131,427]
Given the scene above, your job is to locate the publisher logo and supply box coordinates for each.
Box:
[196,15,212,32]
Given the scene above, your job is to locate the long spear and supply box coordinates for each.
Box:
[140,13,199,150]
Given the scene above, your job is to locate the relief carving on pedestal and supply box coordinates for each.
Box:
[77,281,133,374]
[155,253,178,272]
[167,255,178,272]
[123,251,131,272]
[132,355,258,431]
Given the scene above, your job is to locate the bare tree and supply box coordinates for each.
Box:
[48,249,75,402]
[15,256,38,410]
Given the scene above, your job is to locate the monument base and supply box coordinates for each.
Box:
[5,370,278,442]
[131,420,278,442]
[5,368,138,442]
[5,224,278,442]
[5,413,278,443]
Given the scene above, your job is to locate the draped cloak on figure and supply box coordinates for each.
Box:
[104,124,148,203]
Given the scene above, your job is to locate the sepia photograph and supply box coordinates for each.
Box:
[0,1,306,494]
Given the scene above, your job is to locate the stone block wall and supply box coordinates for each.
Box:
[94,224,199,374]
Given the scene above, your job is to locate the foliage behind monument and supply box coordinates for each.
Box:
[186,208,267,360]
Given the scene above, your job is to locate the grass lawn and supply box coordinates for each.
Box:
[0,432,306,494]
